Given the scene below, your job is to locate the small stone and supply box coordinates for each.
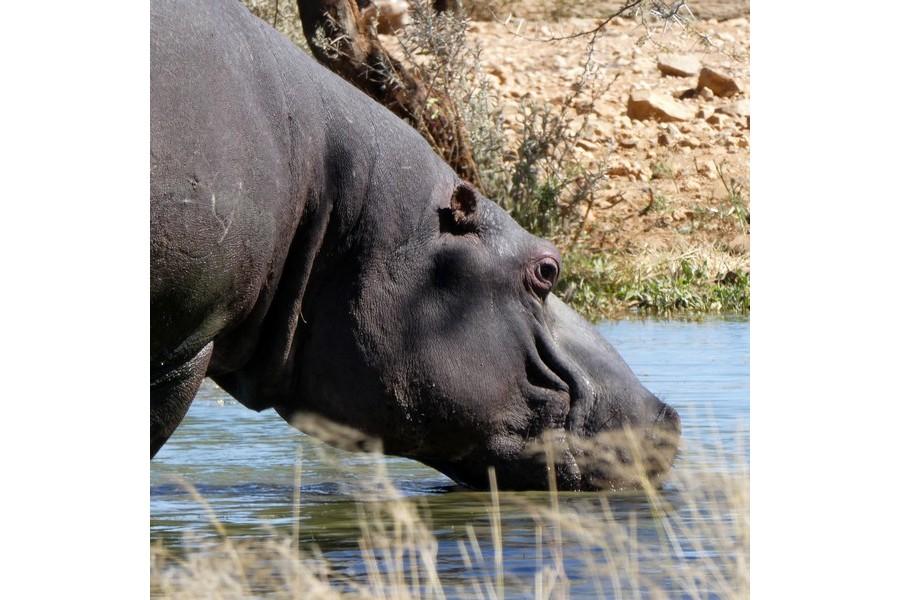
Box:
[627,90,694,122]
[715,99,750,118]
[486,65,506,85]
[737,137,749,148]
[607,160,633,178]
[657,123,680,147]
[706,113,722,126]
[727,233,750,255]
[678,136,701,148]
[593,121,614,139]
[697,160,718,178]
[699,87,715,101]
[617,135,639,148]
[576,139,599,152]
[697,106,716,120]
[657,54,701,77]
[698,67,741,97]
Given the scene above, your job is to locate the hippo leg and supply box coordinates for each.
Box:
[150,342,213,458]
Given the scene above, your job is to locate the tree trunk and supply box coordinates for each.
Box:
[295,0,481,186]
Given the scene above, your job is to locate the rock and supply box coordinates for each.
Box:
[607,161,632,178]
[697,160,718,179]
[699,87,715,101]
[657,123,680,146]
[706,113,722,126]
[678,136,701,148]
[698,67,741,97]
[617,135,639,148]
[593,121,615,139]
[697,106,716,120]
[716,99,750,118]
[727,233,750,255]
[607,159,641,179]
[486,65,506,85]
[657,54,701,77]
[627,90,694,122]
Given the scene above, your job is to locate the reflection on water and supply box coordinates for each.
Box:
[151,318,748,596]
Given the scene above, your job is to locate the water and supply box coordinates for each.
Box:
[151,319,749,597]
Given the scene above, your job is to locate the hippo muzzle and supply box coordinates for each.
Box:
[416,295,681,492]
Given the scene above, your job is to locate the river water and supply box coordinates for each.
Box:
[151,318,749,598]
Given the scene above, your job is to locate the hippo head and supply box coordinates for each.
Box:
[278,181,680,491]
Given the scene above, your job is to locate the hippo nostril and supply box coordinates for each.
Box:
[538,261,557,284]
[533,257,559,293]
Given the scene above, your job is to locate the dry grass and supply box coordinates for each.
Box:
[151,424,748,599]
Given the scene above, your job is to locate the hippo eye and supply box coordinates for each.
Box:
[533,257,559,295]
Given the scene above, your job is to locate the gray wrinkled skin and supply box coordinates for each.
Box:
[150,0,680,490]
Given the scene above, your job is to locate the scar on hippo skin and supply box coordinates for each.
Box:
[439,182,478,233]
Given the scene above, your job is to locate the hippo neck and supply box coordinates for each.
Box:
[211,38,456,414]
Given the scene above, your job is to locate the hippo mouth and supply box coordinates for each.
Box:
[526,406,682,492]
[511,327,682,491]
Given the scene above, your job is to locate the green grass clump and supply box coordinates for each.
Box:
[559,245,750,319]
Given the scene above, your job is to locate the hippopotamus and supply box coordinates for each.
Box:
[150,0,680,490]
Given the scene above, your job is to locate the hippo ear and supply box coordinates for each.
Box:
[451,182,478,216]
[440,182,478,233]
